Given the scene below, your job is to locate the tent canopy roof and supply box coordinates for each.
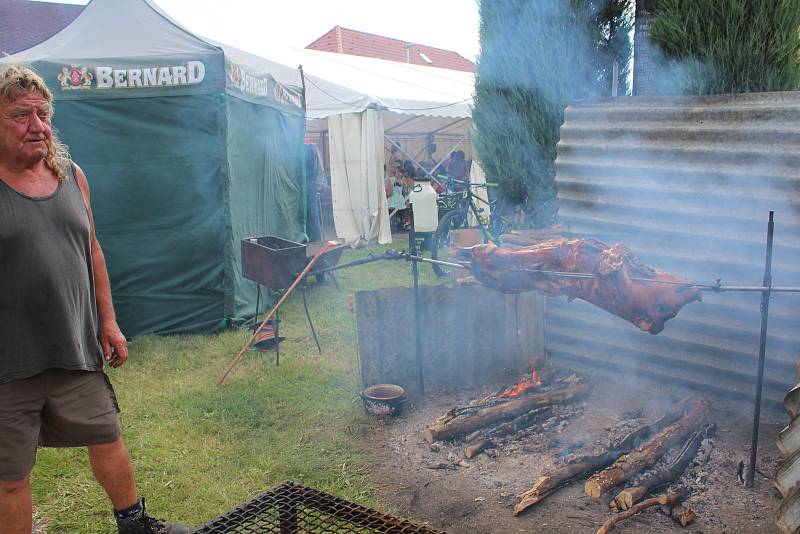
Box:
[7,0,215,61]
[2,0,302,109]
[277,49,474,120]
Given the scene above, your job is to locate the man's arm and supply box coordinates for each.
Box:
[74,164,128,368]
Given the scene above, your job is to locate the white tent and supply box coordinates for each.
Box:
[279,49,476,245]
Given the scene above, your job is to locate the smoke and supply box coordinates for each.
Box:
[549,87,800,410]
[473,0,633,227]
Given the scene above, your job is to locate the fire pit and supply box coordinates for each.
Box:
[365,369,785,534]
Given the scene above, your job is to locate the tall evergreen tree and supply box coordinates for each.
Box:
[473,0,632,227]
[649,0,800,94]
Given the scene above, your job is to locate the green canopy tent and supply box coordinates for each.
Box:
[2,0,306,336]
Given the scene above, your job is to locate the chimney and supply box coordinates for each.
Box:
[335,26,343,53]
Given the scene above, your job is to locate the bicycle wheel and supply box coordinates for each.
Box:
[487,213,514,244]
[431,209,467,277]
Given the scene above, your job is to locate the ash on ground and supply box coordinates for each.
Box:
[365,372,784,534]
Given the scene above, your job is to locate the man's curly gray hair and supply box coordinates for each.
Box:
[0,64,71,181]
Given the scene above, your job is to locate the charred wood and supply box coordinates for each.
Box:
[464,439,493,459]
[485,406,552,438]
[425,385,588,443]
[585,399,710,499]
[463,407,552,459]
[595,490,688,534]
[612,423,715,510]
[665,504,696,527]
[513,398,694,516]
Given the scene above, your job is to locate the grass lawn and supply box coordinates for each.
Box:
[31,242,446,533]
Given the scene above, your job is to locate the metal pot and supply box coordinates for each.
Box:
[361,384,405,416]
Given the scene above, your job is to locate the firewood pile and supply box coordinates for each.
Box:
[422,369,716,532]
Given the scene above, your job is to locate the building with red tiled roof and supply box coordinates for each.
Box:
[0,0,83,55]
[306,25,475,73]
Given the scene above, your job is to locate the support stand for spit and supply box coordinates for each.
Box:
[409,226,426,396]
[309,211,798,483]
[746,211,775,487]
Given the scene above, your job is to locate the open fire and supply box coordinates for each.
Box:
[479,370,543,404]
[417,367,720,533]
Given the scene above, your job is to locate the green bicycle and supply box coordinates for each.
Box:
[430,176,514,277]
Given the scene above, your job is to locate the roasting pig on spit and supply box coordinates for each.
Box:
[456,238,702,334]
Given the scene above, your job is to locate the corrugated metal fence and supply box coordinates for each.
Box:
[550,92,800,406]
[356,285,544,395]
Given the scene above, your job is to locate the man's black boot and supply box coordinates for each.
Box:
[115,498,192,534]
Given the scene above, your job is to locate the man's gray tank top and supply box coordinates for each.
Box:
[0,163,103,383]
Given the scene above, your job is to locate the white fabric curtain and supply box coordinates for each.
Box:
[328,109,392,246]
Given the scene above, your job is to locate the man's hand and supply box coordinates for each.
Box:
[99,321,128,368]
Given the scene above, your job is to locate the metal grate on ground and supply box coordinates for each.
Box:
[194,481,449,533]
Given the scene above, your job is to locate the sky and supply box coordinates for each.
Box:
[40,0,481,62]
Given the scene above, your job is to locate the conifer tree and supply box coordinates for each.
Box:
[648,0,800,94]
[473,0,632,227]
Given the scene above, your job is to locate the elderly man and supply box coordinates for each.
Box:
[0,66,189,534]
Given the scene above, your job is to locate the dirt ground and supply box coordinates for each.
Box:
[365,373,786,534]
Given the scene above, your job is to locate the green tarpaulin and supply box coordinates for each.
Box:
[2,0,306,336]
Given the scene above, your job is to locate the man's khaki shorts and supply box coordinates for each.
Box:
[0,368,121,481]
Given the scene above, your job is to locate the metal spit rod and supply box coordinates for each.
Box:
[401,254,800,293]
[514,270,800,293]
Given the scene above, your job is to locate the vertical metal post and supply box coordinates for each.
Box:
[302,285,322,354]
[409,223,425,396]
[275,307,281,367]
[746,211,775,487]
[253,284,261,334]
[514,294,522,369]
[612,58,620,97]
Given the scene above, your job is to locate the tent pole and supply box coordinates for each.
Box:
[298,65,308,116]
[426,137,466,176]
[430,117,469,135]
[385,114,421,134]
[384,133,465,179]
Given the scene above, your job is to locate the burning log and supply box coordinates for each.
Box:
[456,238,702,334]
[585,399,710,499]
[425,385,588,443]
[595,490,688,534]
[480,370,544,403]
[463,407,552,458]
[513,398,694,516]
[612,423,715,511]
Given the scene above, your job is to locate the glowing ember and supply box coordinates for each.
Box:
[480,370,542,403]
